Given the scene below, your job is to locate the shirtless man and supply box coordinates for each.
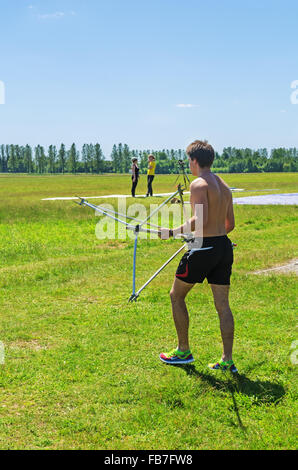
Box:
[159,140,237,373]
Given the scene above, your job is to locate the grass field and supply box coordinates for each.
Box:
[0,172,297,450]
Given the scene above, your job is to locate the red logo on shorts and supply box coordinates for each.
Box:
[176,263,189,279]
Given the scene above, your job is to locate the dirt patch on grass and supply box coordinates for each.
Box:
[97,241,128,250]
[253,259,298,275]
[9,340,49,351]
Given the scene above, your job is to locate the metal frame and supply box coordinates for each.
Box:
[76,180,225,302]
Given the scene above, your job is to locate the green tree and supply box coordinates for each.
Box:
[8,145,17,173]
[67,143,78,173]
[93,143,104,173]
[0,145,7,172]
[48,145,57,173]
[24,145,33,173]
[82,144,91,173]
[123,144,131,173]
[111,145,119,173]
[58,144,66,174]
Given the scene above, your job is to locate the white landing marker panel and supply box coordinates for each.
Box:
[42,189,245,202]
[42,192,190,201]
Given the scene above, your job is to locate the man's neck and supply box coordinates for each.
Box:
[197,167,212,177]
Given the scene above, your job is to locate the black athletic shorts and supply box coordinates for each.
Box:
[176,236,234,285]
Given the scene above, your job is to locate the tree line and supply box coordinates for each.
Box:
[1,143,297,174]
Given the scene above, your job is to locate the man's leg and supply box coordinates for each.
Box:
[170,277,195,352]
[210,284,234,361]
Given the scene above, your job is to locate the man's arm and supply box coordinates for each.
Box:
[225,195,235,233]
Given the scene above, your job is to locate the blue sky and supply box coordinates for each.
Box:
[0,0,297,157]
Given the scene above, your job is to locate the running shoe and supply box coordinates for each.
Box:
[159,348,195,365]
[208,359,238,373]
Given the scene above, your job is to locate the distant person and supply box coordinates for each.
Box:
[159,140,237,373]
[146,154,156,197]
[131,158,139,198]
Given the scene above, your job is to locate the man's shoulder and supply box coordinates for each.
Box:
[190,177,208,191]
[213,173,230,189]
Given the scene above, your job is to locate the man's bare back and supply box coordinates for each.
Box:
[190,171,235,238]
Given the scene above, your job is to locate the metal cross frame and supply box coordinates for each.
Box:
[75,184,191,302]
[76,187,237,302]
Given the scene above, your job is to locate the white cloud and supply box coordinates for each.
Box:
[38,12,66,20]
[28,5,76,20]
[176,104,199,108]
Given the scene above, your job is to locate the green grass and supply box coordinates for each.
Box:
[0,173,297,450]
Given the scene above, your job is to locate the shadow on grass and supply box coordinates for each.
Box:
[173,364,286,431]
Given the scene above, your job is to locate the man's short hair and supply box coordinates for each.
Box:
[186,140,215,168]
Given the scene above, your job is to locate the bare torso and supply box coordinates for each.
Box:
[190,172,234,237]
